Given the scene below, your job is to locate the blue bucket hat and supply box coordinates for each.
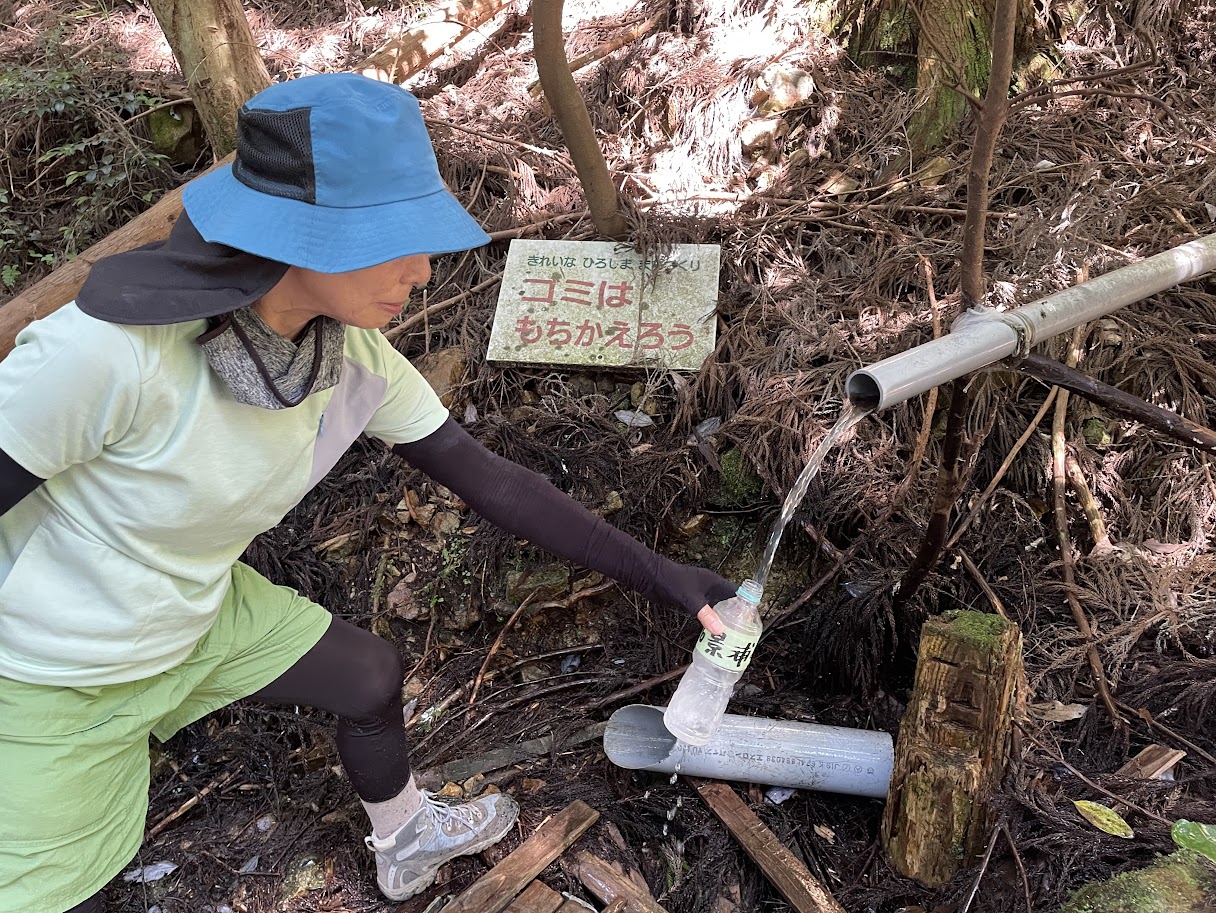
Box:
[182,73,490,273]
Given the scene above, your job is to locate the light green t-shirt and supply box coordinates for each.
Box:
[0,304,447,686]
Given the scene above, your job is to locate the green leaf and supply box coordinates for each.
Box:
[1172,820,1216,863]
[1074,800,1135,838]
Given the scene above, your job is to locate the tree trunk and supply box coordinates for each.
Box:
[532,0,628,239]
[148,0,272,157]
[845,0,1034,155]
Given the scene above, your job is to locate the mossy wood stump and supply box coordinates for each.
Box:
[881,610,1026,886]
[1059,850,1216,913]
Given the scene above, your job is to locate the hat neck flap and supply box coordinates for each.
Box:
[76,213,289,326]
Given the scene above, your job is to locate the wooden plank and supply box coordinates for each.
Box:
[502,880,564,913]
[438,800,600,913]
[1116,744,1186,780]
[693,780,845,913]
[556,903,589,913]
[573,851,668,913]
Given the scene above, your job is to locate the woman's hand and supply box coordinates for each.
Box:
[697,604,725,636]
[656,560,736,633]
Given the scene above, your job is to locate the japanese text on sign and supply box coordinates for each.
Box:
[487,239,721,371]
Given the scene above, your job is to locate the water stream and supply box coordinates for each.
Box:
[753,401,872,588]
[656,404,868,840]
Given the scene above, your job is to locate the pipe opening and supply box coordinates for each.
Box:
[846,371,881,410]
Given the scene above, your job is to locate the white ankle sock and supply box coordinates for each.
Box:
[362,775,426,839]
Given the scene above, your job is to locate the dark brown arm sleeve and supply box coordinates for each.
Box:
[392,418,735,617]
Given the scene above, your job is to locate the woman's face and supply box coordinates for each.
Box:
[257,254,433,337]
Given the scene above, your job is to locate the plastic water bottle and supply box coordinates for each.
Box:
[663,579,763,746]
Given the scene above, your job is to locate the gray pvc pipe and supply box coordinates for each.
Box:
[847,232,1216,410]
[603,704,893,799]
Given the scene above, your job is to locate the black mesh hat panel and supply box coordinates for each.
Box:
[232,106,317,204]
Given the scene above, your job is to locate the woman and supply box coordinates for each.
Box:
[0,74,734,912]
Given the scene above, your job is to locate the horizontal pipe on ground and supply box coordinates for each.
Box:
[603,704,893,799]
[847,232,1216,411]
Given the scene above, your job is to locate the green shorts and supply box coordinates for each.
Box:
[0,561,332,913]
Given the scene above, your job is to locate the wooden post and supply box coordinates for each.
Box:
[147,0,272,156]
[881,610,1025,887]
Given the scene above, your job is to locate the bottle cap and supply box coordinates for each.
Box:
[737,578,763,603]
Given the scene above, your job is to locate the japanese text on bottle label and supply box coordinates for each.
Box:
[695,627,758,672]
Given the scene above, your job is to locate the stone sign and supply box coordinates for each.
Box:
[486,239,720,371]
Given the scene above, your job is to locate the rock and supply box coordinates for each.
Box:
[756,65,815,114]
[507,564,571,604]
[1082,418,1111,447]
[438,596,482,632]
[387,578,425,620]
[629,382,660,415]
[568,373,598,396]
[600,490,624,516]
[676,513,709,538]
[711,448,764,508]
[430,510,461,538]
[277,855,327,911]
[149,103,206,166]
[414,348,467,409]
[739,116,788,156]
[517,662,551,683]
[462,773,486,795]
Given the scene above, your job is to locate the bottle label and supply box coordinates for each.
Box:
[695,627,758,672]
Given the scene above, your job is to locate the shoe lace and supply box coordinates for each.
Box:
[420,791,481,834]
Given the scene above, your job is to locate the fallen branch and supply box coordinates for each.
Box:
[1019,724,1169,825]
[147,769,238,838]
[1014,352,1216,454]
[1064,452,1111,552]
[468,591,536,707]
[359,0,511,84]
[958,549,1008,620]
[582,665,685,711]
[384,274,503,341]
[527,11,665,96]
[417,722,607,788]
[1117,699,1216,768]
[947,387,1058,548]
[1050,328,1122,724]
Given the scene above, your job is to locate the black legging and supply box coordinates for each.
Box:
[250,615,412,801]
[68,619,409,912]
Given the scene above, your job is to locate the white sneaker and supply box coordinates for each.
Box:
[365,790,519,900]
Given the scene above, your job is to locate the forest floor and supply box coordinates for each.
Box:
[2,0,1216,911]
